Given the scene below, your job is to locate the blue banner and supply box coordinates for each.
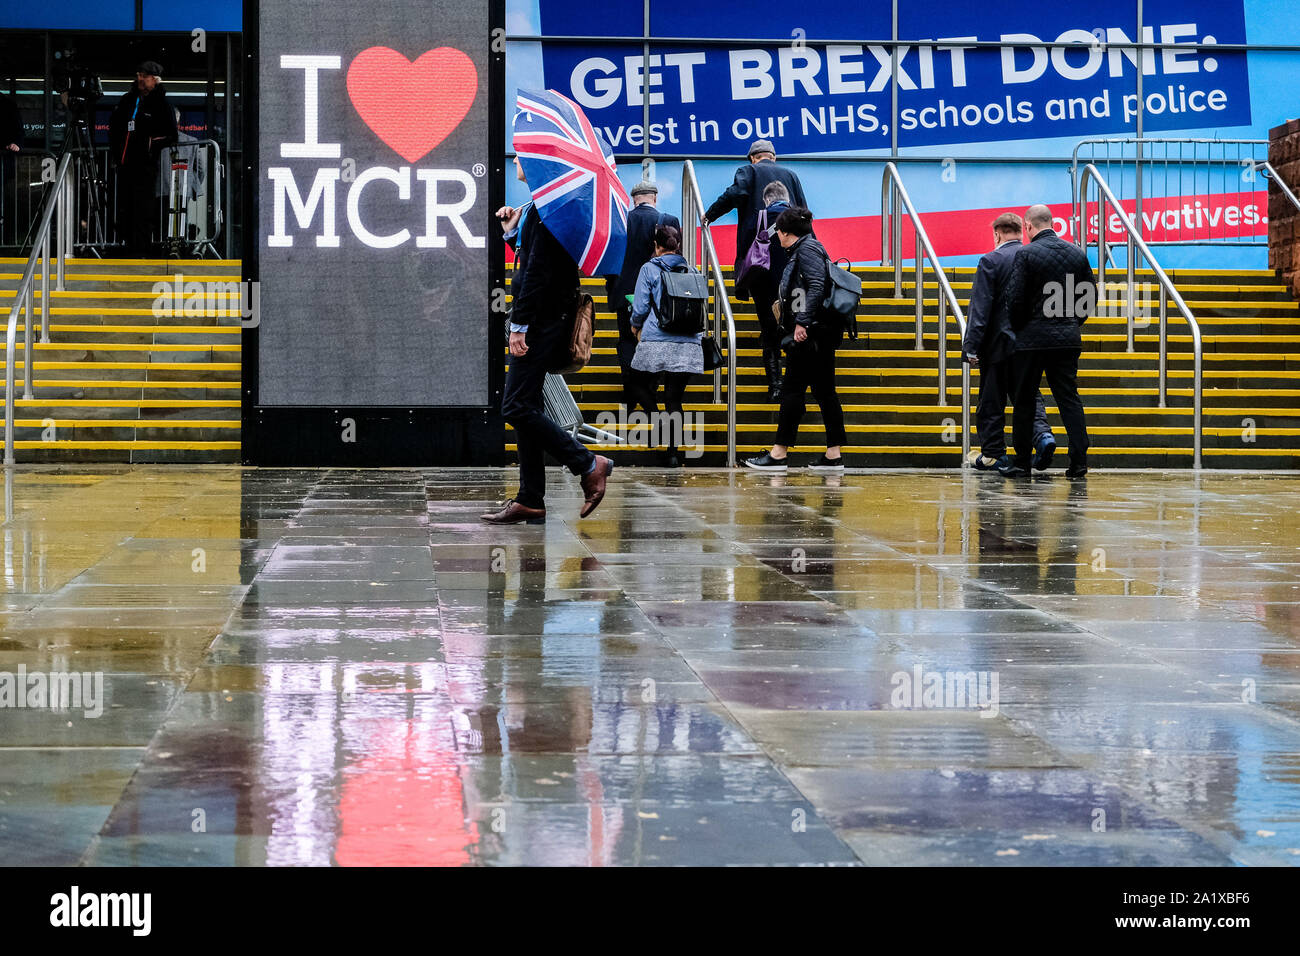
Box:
[537,0,1251,153]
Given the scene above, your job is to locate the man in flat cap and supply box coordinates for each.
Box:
[109,60,177,254]
[606,177,680,418]
[702,140,806,398]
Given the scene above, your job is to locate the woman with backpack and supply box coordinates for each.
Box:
[630,224,706,467]
[744,207,847,472]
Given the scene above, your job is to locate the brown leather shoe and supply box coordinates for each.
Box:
[480,499,546,524]
[579,456,614,518]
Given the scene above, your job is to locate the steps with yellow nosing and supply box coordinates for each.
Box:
[528,262,1300,468]
[1,258,242,462]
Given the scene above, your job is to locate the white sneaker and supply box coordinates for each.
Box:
[809,455,845,472]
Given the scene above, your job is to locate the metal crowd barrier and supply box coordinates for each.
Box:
[1069,137,1298,249]
[1,150,56,251]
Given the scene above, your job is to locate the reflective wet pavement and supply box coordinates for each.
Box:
[2,466,1299,865]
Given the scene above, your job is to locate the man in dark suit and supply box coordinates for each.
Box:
[605,179,679,415]
[481,158,613,524]
[702,139,807,271]
[999,204,1096,479]
[962,212,1054,471]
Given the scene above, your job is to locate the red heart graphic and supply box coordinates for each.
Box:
[346,47,478,164]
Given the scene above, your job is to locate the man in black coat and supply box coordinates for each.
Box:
[702,139,807,271]
[481,157,613,524]
[962,212,1054,470]
[998,205,1096,478]
[108,61,177,254]
[605,178,679,415]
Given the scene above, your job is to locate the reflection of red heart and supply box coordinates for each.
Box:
[346,47,478,164]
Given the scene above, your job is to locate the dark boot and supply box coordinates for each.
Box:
[764,346,783,401]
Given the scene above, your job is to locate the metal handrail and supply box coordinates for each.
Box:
[680,160,738,468]
[1256,160,1300,215]
[1077,163,1203,469]
[880,162,971,464]
[5,152,73,466]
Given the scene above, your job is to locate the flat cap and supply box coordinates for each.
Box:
[748,139,775,157]
[630,179,659,197]
[137,61,163,77]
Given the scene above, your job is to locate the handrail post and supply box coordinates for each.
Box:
[711,263,721,404]
[1158,295,1167,407]
[936,278,946,403]
[40,230,50,345]
[1125,235,1136,353]
[880,174,889,268]
[892,187,902,297]
[56,179,66,292]
[22,287,33,400]
[961,363,970,463]
[1193,347,1202,470]
[914,233,923,350]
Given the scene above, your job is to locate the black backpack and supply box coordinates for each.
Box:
[822,256,862,339]
[652,261,709,334]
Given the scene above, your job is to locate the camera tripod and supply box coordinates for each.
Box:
[62,111,109,257]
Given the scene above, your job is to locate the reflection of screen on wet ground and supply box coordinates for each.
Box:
[257,0,491,406]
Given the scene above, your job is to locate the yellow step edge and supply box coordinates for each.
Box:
[39,324,242,335]
[0,361,240,371]
[0,273,245,284]
[11,440,240,450]
[2,419,239,428]
[7,379,241,389]
[503,443,1299,456]
[15,399,240,408]
[41,308,243,317]
[11,342,241,353]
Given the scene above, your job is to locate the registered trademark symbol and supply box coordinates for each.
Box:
[472,163,486,177]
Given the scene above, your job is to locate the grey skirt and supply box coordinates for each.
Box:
[631,339,704,375]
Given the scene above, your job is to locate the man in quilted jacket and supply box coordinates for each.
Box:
[998,205,1097,478]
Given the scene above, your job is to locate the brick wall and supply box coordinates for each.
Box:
[1268,119,1300,300]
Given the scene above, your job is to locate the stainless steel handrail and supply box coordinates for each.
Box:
[880,162,971,464]
[1077,163,1203,469]
[1256,160,1300,215]
[5,153,73,466]
[680,160,738,468]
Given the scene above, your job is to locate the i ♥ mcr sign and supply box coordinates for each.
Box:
[253,0,497,409]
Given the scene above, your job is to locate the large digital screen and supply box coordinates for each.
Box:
[257,0,492,406]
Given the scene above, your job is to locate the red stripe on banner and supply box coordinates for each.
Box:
[504,190,1268,268]
[704,190,1268,264]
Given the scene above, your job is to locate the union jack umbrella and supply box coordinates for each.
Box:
[512,89,629,277]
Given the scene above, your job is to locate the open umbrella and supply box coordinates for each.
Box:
[512,89,628,277]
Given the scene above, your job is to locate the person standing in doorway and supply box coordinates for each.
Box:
[108,61,177,256]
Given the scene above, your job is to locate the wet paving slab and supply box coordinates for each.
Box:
[3,465,1300,865]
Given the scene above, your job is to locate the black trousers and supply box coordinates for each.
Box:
[656,371,692,452]
[751,284,784,353]
[775,325,847,448]
[116,163,158,255]
[1011,348,1089,471]
[606,287,659,414]
[976,356,1052,458]
[501,317,596,509]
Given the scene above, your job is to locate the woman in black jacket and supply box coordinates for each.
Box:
[744,207,846,472]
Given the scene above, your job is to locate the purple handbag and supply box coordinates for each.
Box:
[734,208,772,302]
